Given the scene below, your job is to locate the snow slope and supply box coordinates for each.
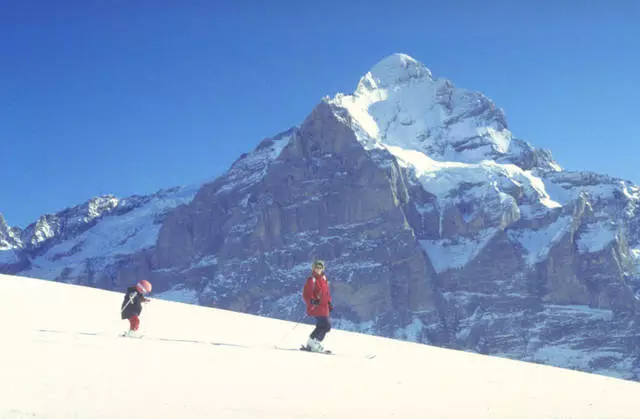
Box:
[2,274,639,419]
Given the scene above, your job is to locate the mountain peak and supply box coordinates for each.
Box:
[0,213,22,250]
[330,53,560,170]
[357,53,432,93]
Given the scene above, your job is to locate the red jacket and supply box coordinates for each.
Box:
[303,271,332,317]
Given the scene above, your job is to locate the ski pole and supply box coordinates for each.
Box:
[120,293,135,313]
[274,310,307,349]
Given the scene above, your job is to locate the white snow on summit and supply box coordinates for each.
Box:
[330,53,513,163]
[359,53,433,91]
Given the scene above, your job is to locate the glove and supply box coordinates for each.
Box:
[310,298,320,306]
[328,301,333,312]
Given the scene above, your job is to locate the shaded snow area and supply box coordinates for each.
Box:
[3,273,639,419]
[420,228,499,273]
[394,317,426,342]
[508,216,573,265]
[543,171,640,207]
[524,305,619,375]
[23,185,198,279]
[532,344,631,376]
[0,249,19,264]
[630,248,640,276]
[576,222,618,253]
[217,132,292,194]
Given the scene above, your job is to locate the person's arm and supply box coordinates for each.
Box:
[134,292,149,305]
[326,278,333,311]
[303,278,319,305]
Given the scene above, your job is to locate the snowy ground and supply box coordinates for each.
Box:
[2,274,639,419]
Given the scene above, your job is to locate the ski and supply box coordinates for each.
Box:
[297,345,376,359]
[121,332,144,339]
[299,345,333,355]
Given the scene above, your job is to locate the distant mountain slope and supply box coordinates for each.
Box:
[0,185,198,287]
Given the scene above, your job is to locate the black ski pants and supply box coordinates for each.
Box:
[310,316,331,341]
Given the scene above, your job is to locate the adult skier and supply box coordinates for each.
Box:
[302,260,333,352]
[120,279,152,337]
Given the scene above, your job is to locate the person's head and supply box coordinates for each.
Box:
[312,260,325,274]
[135,279,152,294]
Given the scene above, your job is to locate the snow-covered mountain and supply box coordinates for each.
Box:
[0,185,198,287]
[3,53,640,382]
[332,53,559,171]
[4,273,640,419]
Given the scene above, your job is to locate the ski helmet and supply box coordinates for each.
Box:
[136,279,152,294]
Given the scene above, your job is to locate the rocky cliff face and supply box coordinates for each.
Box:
[3,53,640,381]
[151,103,437,330]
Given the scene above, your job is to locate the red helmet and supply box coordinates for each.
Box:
[135,279,152,294]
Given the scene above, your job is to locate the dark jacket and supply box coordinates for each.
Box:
[121,287,147,319]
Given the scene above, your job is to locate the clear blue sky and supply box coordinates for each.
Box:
[1,1,638,228]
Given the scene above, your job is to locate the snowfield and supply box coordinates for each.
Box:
[2,273,639,419]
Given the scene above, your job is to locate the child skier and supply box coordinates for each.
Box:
[121,279,152,337]
[302,260,333,352]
